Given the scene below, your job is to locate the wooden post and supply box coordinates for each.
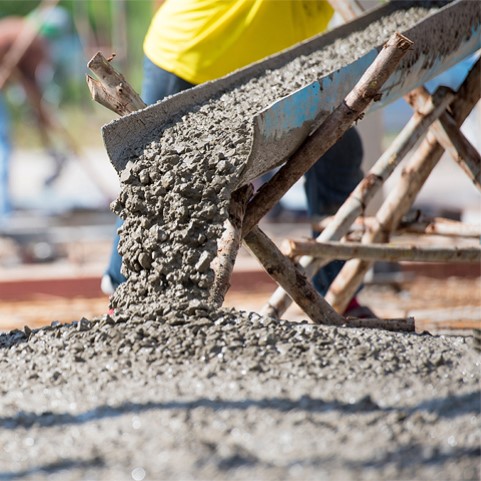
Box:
[244,226,345,325]
[262,85,454,318]
[209,185,253,307]
[86,52,146,116]
[325,58,481,313]
[405,86,481,190]
[241,32,414,237]
[284,239,481,264]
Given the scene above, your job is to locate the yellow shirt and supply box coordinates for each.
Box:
[143,0,334,84]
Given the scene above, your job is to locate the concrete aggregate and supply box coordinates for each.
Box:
[110,5,438,320]
[0,311,479,480]
[1,4,479,481]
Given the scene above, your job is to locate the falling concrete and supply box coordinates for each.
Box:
[0,4,479,481]
[110,5,439,320]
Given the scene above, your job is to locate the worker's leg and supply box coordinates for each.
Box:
[103,57,195,292]
[103,216,126,290]
[0,94,11,223]
[304,127,364,297]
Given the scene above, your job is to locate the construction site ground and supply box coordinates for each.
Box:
[1,219,480,335]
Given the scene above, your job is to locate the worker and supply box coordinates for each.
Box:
[0,15,53,222]
[102,0,375,318]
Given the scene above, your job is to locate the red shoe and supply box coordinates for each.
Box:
[343,297,377,319]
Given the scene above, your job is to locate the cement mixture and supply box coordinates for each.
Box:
[109,5,439,319]
[1,3,480,481]
[1,312,479,480]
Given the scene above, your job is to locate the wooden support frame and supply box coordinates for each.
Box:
[265,56,481,318]
[262,85,457,317]
[324,58,481,313]
[89,32,478,332]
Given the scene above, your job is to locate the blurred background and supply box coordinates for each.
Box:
[0,0,156,327]
[0,0,479,331]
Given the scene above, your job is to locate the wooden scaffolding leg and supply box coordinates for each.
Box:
[406,85,481,190]
[209,185,253,307]
[241,33,412,324]
[325,58,481,313]
[244,226,344,325]
[261,86,455,318]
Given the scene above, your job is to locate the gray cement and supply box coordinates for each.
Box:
[2,4,479,481]
[110,5,438,319]
[1,312,480,480]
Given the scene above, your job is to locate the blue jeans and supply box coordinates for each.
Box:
[0,94,11,221]
[106,58,364,296]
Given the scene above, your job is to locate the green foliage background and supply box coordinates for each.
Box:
[0,1,155,146]
[0,0,154,102]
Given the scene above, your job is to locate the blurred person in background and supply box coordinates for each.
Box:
[0,15,50,223]
[0,7,78,219]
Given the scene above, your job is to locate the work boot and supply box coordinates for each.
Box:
[343,297,377,319]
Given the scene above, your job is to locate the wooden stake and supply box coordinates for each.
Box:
[406,86,481,190]
[243,226,345,325]
[209,185,253,307]
[241,32,414,237]
[86,52,146,116]
[284,239,481,263]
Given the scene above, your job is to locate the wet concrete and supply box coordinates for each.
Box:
[111,5,438,320]
[0,312,479,480]
[2,4,479,481]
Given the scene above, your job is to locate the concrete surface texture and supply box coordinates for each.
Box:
[0,5,480,481]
